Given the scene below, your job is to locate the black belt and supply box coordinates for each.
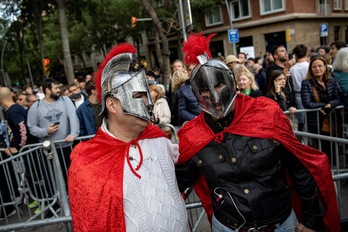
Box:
[215,213,278,232]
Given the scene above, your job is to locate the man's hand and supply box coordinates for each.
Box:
[65,134,76,142]
[48,124,59,135]
[4,147,18,156]
[288,107,297,115]
[296,223,318,232]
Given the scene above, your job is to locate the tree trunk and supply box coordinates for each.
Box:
[154,31,163,73]
[57,0,75,84]
[33,0,45,81]
[140,0,171,89]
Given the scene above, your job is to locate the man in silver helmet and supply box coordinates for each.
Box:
[176,33,339,231]
[68,43,188,232]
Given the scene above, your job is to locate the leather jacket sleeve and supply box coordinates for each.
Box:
[175,158,201,193]
[282,147,324,230]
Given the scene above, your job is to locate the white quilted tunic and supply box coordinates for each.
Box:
[102,124,188,232]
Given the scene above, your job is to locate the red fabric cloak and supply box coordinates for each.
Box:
[178,94,340,231]
[68,124,166,232]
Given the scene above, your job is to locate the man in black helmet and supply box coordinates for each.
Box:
[176,33,339,232]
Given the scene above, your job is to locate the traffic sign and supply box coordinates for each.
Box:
[228,29,239,43]
[320,23,328,37]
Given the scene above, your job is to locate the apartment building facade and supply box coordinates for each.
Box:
[198,0,348,60]
[74,0,348,73]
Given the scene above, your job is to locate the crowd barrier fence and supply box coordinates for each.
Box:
[0,105,347,231]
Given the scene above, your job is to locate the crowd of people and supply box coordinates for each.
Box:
[0,36,347,231]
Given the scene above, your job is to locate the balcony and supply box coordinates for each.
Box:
[318,4,331,16]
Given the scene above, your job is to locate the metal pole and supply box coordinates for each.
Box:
[26,56,34,86]
[1,40,7,86]
[179,0,187,41]
[225,0,237,55]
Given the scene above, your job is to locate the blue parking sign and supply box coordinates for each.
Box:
[320,23,328,37]
[228,29,239,43]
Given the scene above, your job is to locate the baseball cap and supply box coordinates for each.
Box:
[225,55,241,64]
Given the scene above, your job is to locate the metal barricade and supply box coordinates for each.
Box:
[158,123,179,144]
[184,187,205,232]
[1,105,347,230]
[0,140,72,231]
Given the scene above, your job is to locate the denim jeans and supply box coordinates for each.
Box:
[212,209,298,232]
[294,92,305,125]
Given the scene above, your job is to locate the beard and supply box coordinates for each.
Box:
[279,56,288,62]
[50,93,60,100]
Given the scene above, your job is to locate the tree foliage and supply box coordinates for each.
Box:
[0,0,217,86]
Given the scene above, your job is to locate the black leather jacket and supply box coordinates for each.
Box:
[176,114,324,230]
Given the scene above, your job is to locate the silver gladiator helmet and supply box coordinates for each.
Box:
[98,43,153,121]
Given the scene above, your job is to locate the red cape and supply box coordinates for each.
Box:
[68,124,166,232]
[178,94,340,231]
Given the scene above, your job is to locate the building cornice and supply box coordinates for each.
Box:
[203,13,347,34]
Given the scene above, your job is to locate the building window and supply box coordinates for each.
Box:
[345,0,348,10]
[260,0,284,14]
[205,6,222,26]
[334,26,340,41]
[231,0,251,20]
[334,0,342,9]
[318,0,331,15]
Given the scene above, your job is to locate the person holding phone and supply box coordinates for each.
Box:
[266,70,297,113]
[28,79,79,182]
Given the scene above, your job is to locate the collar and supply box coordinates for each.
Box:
[204,111,235,134]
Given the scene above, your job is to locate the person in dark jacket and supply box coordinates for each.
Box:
[301,56,341,162]
[0,87,38,219]
[76,80,102,136]
[253,57,267,95]
[178,79,201,123]
[176,32,339,232]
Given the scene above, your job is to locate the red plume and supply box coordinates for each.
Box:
[95,43,137,101]
[182,32,216,65]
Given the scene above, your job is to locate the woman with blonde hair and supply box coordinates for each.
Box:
[171,70,189,92]
[149,83,172,138]
[332,47,348,107]
[149,84,171,124]
[233,64,262,97]
[171,70,189,126]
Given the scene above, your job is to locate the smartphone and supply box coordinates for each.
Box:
[53,122,60,126]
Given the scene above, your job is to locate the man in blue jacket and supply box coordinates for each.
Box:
[76,80,102,136]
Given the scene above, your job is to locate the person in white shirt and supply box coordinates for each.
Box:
[290,44,309,132]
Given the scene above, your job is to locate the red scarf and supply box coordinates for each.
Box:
[178,94,340,231]
[68,124,166,232]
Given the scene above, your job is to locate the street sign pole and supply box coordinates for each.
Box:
[179,0,187,41]
[225,0,237,55]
